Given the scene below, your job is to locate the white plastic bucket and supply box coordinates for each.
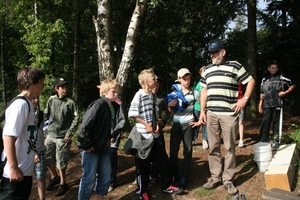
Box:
[256,161,271,172]
[253,142,272,172]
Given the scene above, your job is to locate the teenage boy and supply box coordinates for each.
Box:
[44,78,79,196]
[167,68,200,189]
[259,60,296,149]
[102,83,125,192]
[128,69,182,200]
[78,78,119,200]
[1,67,45,200]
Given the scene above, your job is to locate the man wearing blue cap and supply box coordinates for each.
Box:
[199,41,255,195]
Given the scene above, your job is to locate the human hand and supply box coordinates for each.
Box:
[189,121,202,128]
[9,166,24,182]
[231,98,247,113]
[34,154,40,163]
[85,147,94,153]
[168,99,178,107]
[199,112,207,124]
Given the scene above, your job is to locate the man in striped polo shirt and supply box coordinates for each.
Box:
[199,41,255,195]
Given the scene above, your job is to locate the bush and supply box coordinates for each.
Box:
[281,124,300,149]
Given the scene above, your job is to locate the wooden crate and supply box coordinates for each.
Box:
[264,144,299,191]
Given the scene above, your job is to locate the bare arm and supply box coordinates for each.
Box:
[278,84,296,97]
[199,87,208,124]
[4,135,24,182]
[232,78,256,113]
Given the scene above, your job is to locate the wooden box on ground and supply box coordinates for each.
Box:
[264,143,299,191]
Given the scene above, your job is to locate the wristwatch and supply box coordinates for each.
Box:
[243,96,249,100]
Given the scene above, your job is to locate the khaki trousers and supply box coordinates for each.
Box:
[206,112,238,184]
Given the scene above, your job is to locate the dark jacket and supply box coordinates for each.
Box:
[77,97,111,154]
[44,95,79,138]
[260,73,293,108]
[110,100,125,148]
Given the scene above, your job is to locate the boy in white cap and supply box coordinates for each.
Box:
[167,68,200,189]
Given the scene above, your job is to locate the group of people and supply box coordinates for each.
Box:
[0,40,296,200]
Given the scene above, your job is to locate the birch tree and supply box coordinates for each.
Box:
[94,0,149,97]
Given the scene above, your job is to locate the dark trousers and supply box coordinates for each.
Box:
[169,123,193,181]
[109,147,118,186]
[135,134,172,194]
[1,176,32,200]
[260,107,281,142]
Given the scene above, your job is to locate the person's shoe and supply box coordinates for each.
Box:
[149,178,157,186]
[271,141,279,151]
[163,185,183,194]
[203,178,221,190]
[46,176,60,191]
[55,183,69,196]
[202,139,209,150]
[108,185,115,192]
[238,140,244,148]
[139,192,150,200]
[224,182,238,195]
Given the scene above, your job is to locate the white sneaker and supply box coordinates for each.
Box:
[238,140,244,148]
[203,139,209,150]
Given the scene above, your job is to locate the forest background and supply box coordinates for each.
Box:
[0,0,299,130]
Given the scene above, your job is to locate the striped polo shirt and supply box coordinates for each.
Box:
[200,61,253,115]
[128,89,155,139]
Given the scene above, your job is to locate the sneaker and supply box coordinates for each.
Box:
[139,192,150,200]
[203,178,221,190]
[55,183,69,196]
[46,176,60,191]
[271,141,279,151]
[238,140,244,148]
[203,139,209,150]
[163,185,183,194]
[108,185,114,192]
[224,182,238,195]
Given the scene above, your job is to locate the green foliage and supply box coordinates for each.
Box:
[21,17,66,72]
[281,124,300,149]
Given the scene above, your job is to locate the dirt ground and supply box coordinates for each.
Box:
[29,117,300,200]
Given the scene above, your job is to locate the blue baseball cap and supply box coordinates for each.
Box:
[208,41,225,52]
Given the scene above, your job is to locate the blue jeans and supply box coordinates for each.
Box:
[78,148,111,199]
[109,147,117,187]
[193,110,208,141]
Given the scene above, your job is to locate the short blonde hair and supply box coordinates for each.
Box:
[138,68,155,88]
[99,78,118,96]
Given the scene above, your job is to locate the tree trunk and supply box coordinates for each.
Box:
[116,0,149,98]
[247,0,257,119]
[0,14,6,106]
[73,12,81,103]
[93,0,114,84]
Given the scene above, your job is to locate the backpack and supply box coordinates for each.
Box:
[0,96,30,177]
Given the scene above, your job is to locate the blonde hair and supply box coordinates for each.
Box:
[138,68,155,88]
[99,78,118,96]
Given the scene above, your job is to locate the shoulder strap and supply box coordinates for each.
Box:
[0,96,30,123]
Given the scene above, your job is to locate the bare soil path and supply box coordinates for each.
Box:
[30,117,300,200]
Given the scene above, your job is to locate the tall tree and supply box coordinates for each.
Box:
[247,0,257,118]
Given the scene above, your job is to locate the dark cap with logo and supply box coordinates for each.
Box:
[54,78,69,87]
[208,41,225,52]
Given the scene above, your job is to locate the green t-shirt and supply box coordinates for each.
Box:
[193,81,203,111]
